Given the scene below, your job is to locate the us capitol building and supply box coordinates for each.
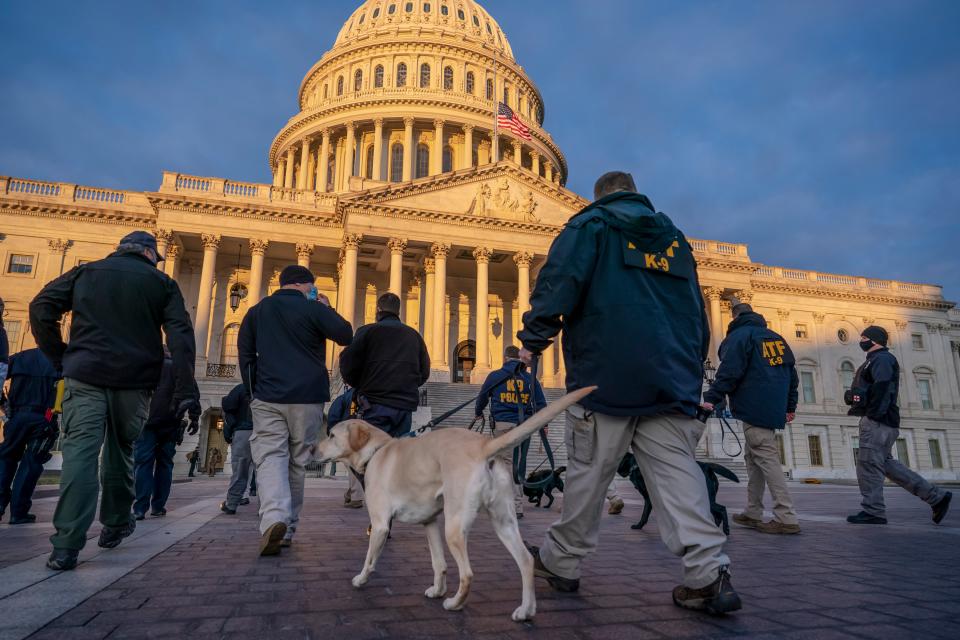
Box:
[2,0,958,482]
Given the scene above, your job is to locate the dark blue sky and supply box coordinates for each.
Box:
[2,1,957,299]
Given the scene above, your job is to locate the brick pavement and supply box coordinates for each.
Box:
[3,477,959,639]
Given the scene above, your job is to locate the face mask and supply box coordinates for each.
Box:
[306,286,319,301]
[859,340,874,352]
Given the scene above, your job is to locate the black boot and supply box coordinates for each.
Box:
[9,513,38,525]
[673,567,742,615]
[98,518,137,549]
[846,511,887,525]
[47,548,80,571]
[933,492,952,524]
[527,544,580,593]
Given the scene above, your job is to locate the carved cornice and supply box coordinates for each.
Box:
[249,238,269,256]
[146,195,341,229]
[513,251,534,268]
[0,205,154,227]
[749,280,954,312]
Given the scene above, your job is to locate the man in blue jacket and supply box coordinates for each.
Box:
[518,172,739,614]
[702,303,800,534]
[238,265,352,555]
[219,383,254,515]
[0,348,60,524]
[475,346,547,517]
[845,326,951,525]
[328,387,362,507]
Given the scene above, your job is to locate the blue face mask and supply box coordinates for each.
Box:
[306,286,319,301]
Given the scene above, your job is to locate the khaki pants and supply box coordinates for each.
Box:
[742,424,798,525]
[51,378,151,551]
[250,400,323,536]
[540,406,730,589]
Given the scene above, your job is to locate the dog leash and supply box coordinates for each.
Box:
[716,411,744,458]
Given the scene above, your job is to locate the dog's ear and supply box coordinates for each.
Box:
[348,423,372,452]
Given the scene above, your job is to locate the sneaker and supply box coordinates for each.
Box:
[98,519,136,549]
[732,513,761,529]
[259,522,287,556]
[755,520,801,535]
[672,567,742,615]
[220,502,237,515]
[608,497,625,515]
[239,497,251,506]
[516,511,524,520]
[133,511,146,521]
[846,511,887,525]
[933,492,952,524]
[9,513,38,525]
[345,500,364,509]
[281,533,294,548]
[46,548,80,571]
[150,508,167,518]
[527,544,580,593]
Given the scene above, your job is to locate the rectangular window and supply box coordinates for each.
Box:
[911,333,924,350]
[8,254,34,274]
[775,433,786,466]
[808,435,823,466]
[4,319,23,350]
[895,438,910,467]
[928,439,944,469]
[800,371,816,404]
[918,379,933,410]
[795,324,808,340]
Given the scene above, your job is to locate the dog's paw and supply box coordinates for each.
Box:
[351,574,368,589]
[442,597,465,611]
[424,585,446,599]
[511,604,536,622]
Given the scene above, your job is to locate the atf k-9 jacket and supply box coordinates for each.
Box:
[703,312,799,429]
[475,360,547,424]
[518,191,710,417]
[848,348,900,428]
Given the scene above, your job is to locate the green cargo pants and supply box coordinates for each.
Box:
[50,378,151,551]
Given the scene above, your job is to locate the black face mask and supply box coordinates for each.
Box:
[859,340,874,352]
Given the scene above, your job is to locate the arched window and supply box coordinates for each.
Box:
[466,71,475,94]
[443,66,454,90]
[220,324,240,366]
[442,145,454,172]
[420,63,431,88]
[416,144,430,178]
[336,76,344,96]
[424,3,431,13]
[390,143,404,182]
[359,13,365,24]
[473,15,480,27]
[388,4,397,15]
[354,69,363,92]
[840,361,856,392]
[373,7,381,18]
[396,63,407,87]
[365,146,375,178]
[405,2,414,12]
[441,4,449,16]
[486,78,494,100]
[457,8,465,20]
[374,65,384,88]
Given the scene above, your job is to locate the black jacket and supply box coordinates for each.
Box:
[239,289,353,404]
[29,251,197,399]
[339,313,430,411]
[144,355,199,441]
[703,312,799,430]
[475,360,547,423]
[848,348,900,428]
[6,348,59,418]
[221,383,253,442]
[517,192,710,417]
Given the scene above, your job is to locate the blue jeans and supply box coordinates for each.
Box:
[363,403,413,438]
[0,412,54,518]
[133,428,176,515]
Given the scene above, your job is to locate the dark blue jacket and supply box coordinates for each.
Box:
[328,388,357,428]
[848,348,900,428]
[475,361,547,424]
[238,289,353,404]
[221,383,253,442]
[6,348,59,418]
[0,324,8,384]
[703,312,799,430]
[518,192,710,417]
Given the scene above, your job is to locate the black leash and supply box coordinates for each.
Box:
[714,404,743,458]
[515,355,559,492]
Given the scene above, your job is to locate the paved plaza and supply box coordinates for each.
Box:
[1,476,958,640]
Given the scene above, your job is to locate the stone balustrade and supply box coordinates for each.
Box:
[1,175,148,210]
[158,172,338,208]
[750,263,940,299]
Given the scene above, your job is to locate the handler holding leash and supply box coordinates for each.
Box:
[518,172,740,614]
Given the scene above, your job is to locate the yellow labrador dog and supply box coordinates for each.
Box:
[314,387,594,622]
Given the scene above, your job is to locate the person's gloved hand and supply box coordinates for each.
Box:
[187,416,200,436]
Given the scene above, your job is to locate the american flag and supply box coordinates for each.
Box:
[497,102,532,141]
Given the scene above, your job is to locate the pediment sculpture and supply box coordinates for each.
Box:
[468,178,539,222]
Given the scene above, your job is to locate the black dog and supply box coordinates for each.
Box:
[523,466,566,508]
[616,454,739,534]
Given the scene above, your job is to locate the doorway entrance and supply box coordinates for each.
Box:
[453,340,476,384]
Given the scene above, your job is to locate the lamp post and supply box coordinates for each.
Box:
[228,243,248,312]
[703,358,717,385]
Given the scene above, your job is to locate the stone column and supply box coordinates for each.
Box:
[544,161,554,183]
[316,129,331,193]
[513,251,533,317]
[338,234,363,327]
[273,158,284,187]
[512,140,522,166]
[776,309,791,337]
[248,239,268,307]
[530,151,540,176]
[403,117,415,182]
[542,343,556,386]
[297,137,311,190]
[155,230,173,270]
[431,243,451,366]
[387,238,407,295]
[373,118,385,181]
[344,122,356,190]
[432,119,445,175]
[284,147,296,189]
[296,243,314,268]
[164,244,182,281]
[463,125,475,169]
[45,239,70,281]
[423,258,436,358]
[704,287,724,362]
[473,247,493,373]
[194,234,221,362]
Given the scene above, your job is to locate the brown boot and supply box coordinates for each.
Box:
[608,497,625,515]
[732,513,761,529]
[259,522,287,557]
[672,567,742,615]
[755,520,801,535]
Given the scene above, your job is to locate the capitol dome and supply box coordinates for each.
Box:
[268,0,567,194]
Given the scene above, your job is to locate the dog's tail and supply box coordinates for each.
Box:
[482,386,596,459]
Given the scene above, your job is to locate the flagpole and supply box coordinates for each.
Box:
[492,45,499,164]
